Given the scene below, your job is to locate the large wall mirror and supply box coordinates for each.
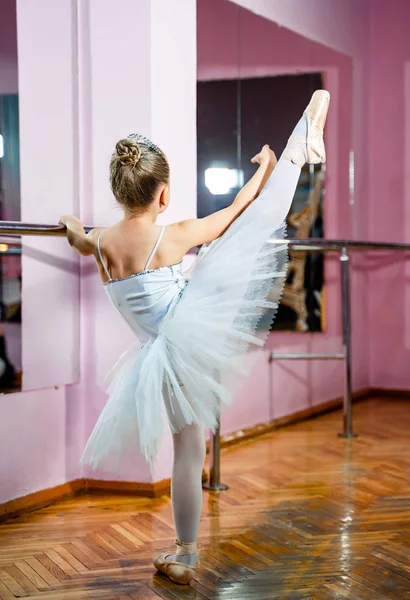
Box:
[197,0,352,333]
[0,0,21,393]
[0,0,82,394]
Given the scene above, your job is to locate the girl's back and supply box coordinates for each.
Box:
[96,224,187,343]
[92,222,186,284]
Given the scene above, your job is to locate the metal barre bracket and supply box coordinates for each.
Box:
[202,419,228,492]
[339,247,358,438]
[270,353,345,360]
[269,247,358,439]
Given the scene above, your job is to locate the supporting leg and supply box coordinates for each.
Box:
[168,423,206,566]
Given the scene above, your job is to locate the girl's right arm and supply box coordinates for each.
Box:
[59,215,100,256]
[174,145,277,250]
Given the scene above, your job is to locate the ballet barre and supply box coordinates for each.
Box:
[270,246,355,444]
[1,221,410,492]
[0,221,93,236]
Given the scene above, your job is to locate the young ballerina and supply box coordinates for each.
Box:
[60,90,330,585]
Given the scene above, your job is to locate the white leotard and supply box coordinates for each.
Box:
[97,225,187,344]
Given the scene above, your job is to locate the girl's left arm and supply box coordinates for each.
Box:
[59,215,96,256]
[173,145,277,249]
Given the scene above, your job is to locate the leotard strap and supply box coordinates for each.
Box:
[144,226,166,271]
[97,229,111,281]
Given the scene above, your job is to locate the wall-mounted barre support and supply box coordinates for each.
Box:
[202,416,228,492]
[269,246,357,441]
[338,247,357,439]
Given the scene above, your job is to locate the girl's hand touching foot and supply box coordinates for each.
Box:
[251,144,277,168]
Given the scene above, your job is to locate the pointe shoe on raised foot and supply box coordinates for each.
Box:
[153,539,197,585]
[282,89,330,168]
[304,89,330,164]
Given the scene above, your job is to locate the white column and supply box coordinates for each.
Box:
[83,0,197,227]
[78,0,197,482]
[151,0,197,223]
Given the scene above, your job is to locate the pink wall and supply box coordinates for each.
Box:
[0,56,18,95]
[367,0,410,388]
[229,0,370,59]
[0,0,18,94]
[0,388,69,502]
[0,0,378,504]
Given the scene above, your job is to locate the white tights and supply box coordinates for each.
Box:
[167,424,206,565]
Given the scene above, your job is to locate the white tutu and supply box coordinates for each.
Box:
[80,161,297,473]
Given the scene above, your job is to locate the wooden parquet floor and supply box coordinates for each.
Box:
[1,398,410,599]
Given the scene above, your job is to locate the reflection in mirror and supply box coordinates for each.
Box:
[197,0,352,334]
[0,0,21,392]
[197,73,324,332]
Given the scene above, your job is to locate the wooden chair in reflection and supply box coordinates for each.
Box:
[281,170,324,331]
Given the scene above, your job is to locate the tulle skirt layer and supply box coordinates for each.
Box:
[80,173,291,473]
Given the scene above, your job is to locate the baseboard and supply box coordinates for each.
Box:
[1,386,404,523]
[84,469,210,498]
[0,477,172,523]
[0,472,208,523]
[369,387,410,399]
[215,387,372,451]
[84,477,171,499]
[0,478,85,522]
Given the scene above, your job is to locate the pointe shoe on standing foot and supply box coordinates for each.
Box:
[282,89,330,168]
[153,539,197,585]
